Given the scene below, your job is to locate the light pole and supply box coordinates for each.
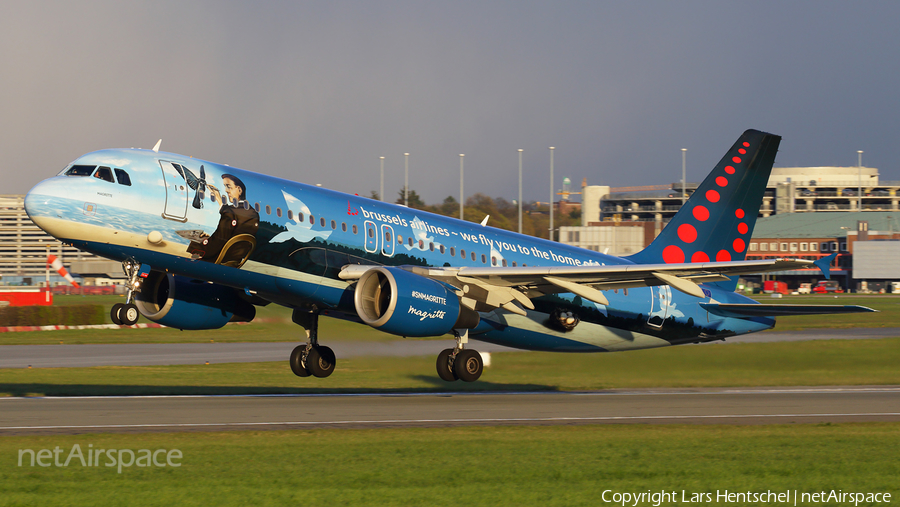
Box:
[681,148,687,205]
[549,147,555,241]
[459,154,464,220]
[404,153,410,207]
[379,156,385,202]
[858,150,863,211]
[518,149,523,234]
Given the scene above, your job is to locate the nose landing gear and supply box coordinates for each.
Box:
[111,259,144,326]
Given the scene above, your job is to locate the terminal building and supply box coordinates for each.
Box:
[560,166,900,291]
[0,195,118,286]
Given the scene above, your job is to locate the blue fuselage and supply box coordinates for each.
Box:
[25,148,773,352]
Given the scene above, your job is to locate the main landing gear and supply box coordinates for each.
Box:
[111,259,142,326]
[289,309,336,378]
[436,329,484,382]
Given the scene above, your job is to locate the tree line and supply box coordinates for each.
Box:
[367,188,582,241]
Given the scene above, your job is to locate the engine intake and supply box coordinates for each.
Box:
[354,267,479,337]
[135,272,256,330]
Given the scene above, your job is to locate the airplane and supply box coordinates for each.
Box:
[24,129,873,382]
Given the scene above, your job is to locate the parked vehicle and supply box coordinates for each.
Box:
[763,280,789,294]
[797,283,812,294]
[813,280,844,293]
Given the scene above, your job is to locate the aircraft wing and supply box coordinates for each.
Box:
[701,303,875,317]
[339,258,834,316]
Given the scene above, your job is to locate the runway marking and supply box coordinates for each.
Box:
[3,413,900,431]
[1,386,899,401]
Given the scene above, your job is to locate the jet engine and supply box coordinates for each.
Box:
[134,271,256,330]
[353,267,479,337]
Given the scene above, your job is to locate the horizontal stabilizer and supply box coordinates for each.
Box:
[701,303,876,318]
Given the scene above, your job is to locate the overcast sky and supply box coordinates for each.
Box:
[3,1,899,203]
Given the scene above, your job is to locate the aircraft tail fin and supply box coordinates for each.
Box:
[626,129,781,290]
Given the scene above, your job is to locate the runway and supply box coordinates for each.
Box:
[1,327,898,369]
[2,386,899,435]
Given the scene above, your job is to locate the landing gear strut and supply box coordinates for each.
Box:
[111,259,142,326]
[289,309,336,378]
[436,329,483,382]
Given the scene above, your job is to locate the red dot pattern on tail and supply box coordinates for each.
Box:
[663,137,753,264]
[677,224,697,243]
[663,245,685,264]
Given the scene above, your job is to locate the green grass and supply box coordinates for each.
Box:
[752,294,900,331]
[1,298,405,345]
[1,424,898,506]
[2,338,899,397]
[5,294,896,346]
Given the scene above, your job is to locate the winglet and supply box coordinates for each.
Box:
[152,139,162,153]
[814,253,837,280]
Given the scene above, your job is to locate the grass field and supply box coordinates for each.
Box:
[2,294,897,346]
[3,295,403,345]
[2,337,898,397]
[1,424,898,506]
[750,294,900,331]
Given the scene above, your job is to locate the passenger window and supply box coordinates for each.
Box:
[254,203,261,212]
[429,243,434,252]
[408,237,414,247]
[492,256,497,266]
[309,215,314,224]
[276,208,282,218]
[342,222,347,232]
[320,217,326,227]
[385,231,392,242]
[502,259,507,267]
[114,168,132,186]
[265,205,272,215]
[471,252,476,261]
[460,249,466,258]
[352,224,358,234]
[480,253,485,263]
[65,165,95,176]
[512,261,517,267]
[440,245,445,254]
[418,240,424,249]
[331,220,336,230]
[287,210,293,220]
[450,247,456,256]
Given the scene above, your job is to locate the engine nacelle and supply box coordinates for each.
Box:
[354,267,479,337]
[135,272,256,330]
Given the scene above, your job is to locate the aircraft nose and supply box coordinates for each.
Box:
[24,178,68,235]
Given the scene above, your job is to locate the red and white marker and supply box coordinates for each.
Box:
[47,255,80,287]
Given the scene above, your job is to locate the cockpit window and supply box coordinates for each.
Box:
[65,165,96,177]
[114,168,132,186]
[94,166,114,183]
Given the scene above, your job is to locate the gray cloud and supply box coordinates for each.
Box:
[2,1,899,203]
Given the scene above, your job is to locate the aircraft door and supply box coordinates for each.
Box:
[647,285,672,328]
[381,225,395,257]
[364,220,378,253]
[159,161,188,222]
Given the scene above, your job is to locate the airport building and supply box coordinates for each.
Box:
[561,166,900,256]
[0,195,118,286]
